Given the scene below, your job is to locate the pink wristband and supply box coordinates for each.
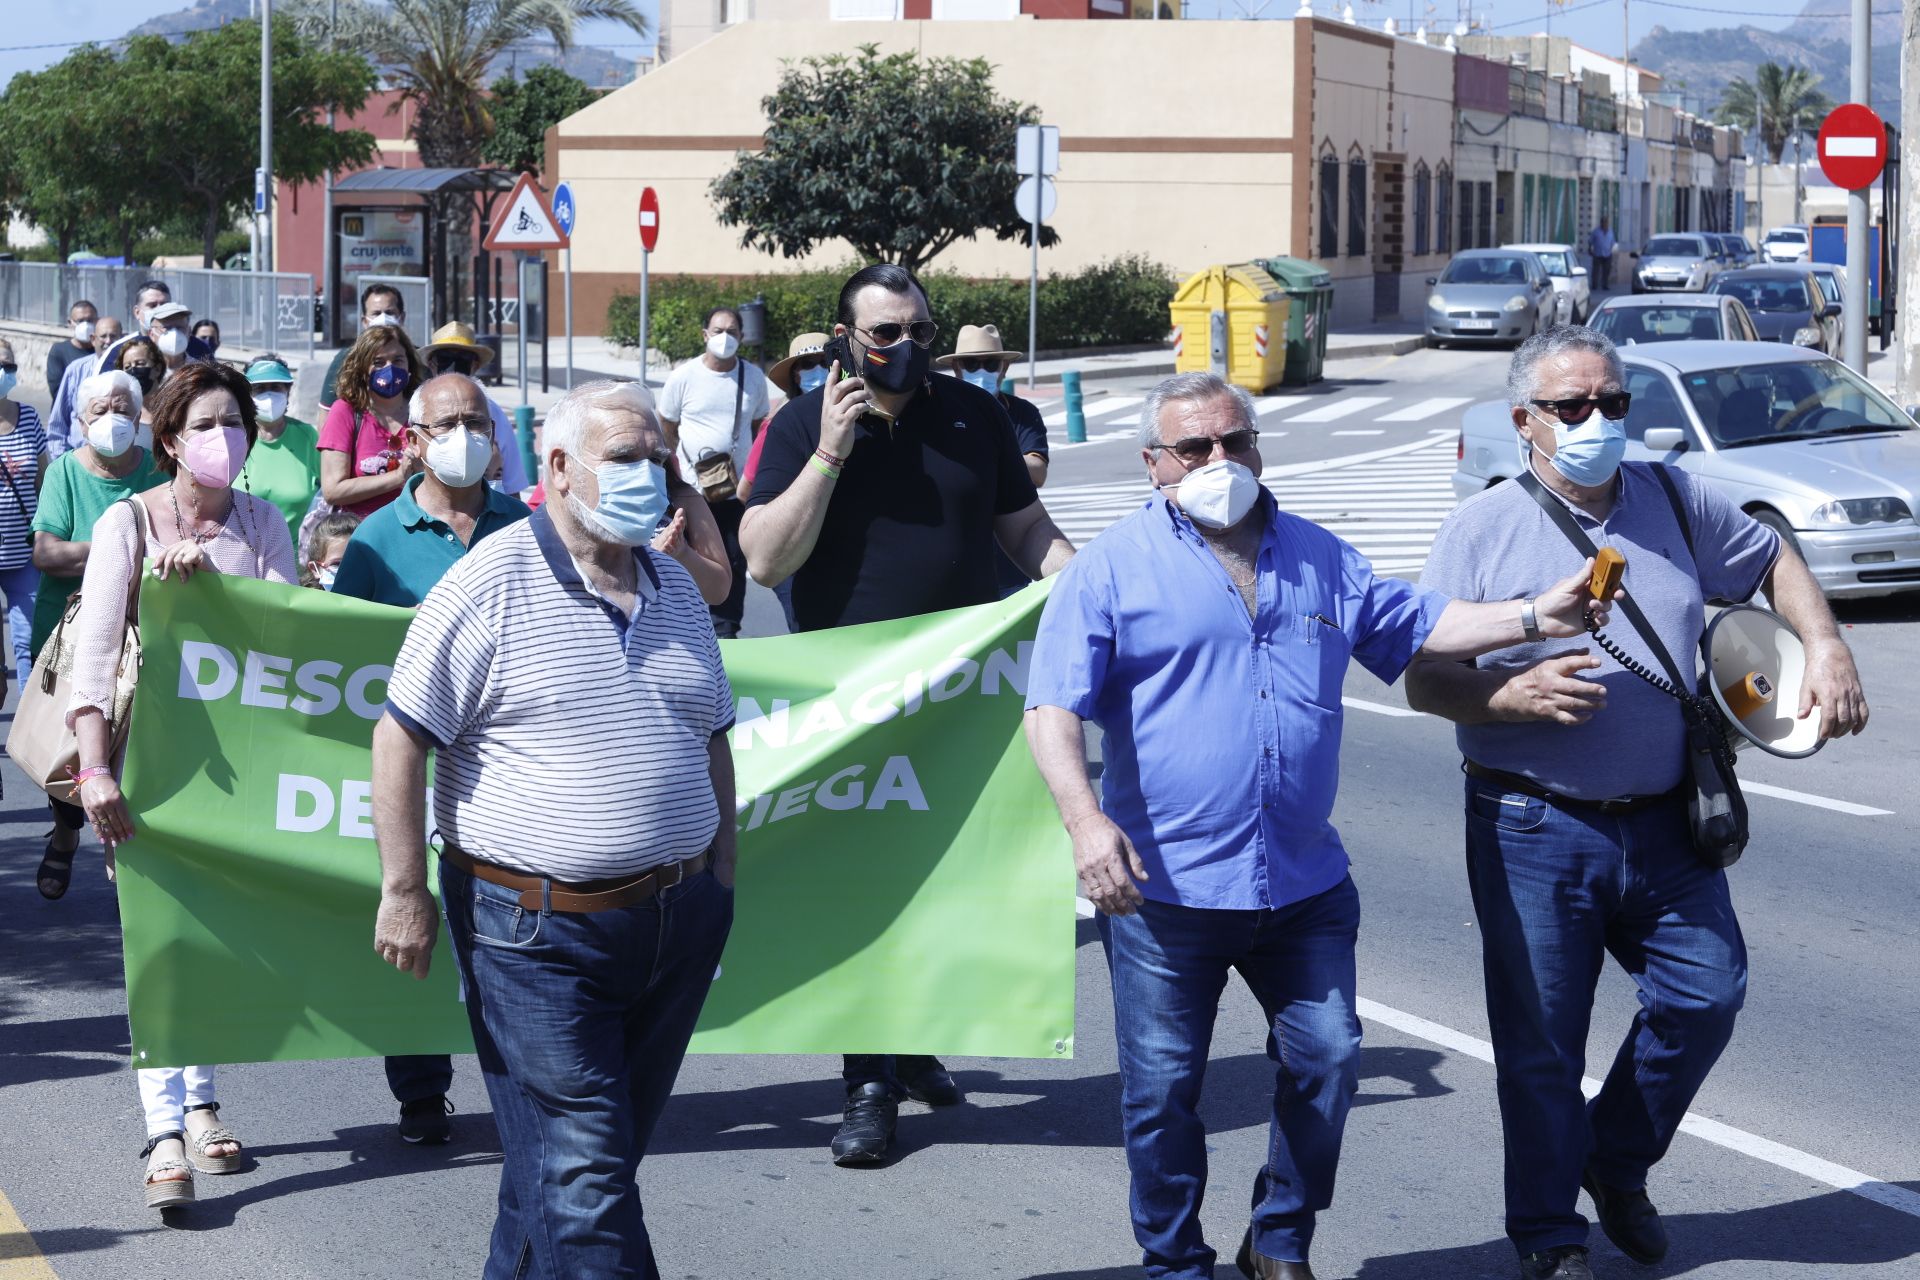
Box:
[71,765,111,787]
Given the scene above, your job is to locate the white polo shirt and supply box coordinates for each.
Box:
[385,506,734,881]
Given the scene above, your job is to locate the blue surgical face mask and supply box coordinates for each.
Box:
[1528,408,1627,488]
[961,368,1000,394]
[0,370,15,401]
[796,366,829,394]
[568,453,669,546]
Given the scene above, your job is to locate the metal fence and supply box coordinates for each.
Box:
[0,261,315,359]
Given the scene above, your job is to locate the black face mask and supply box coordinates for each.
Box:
[435,353,478,378]
[128,366,157,392]
[856,334,930,396]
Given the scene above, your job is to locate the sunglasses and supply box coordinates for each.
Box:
[1152,428,1260,464]
[1530,393,1631,424]
[857,321,939,349]
[790,356,829,372]
[955,357,1003,373]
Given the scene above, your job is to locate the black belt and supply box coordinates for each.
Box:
[1463,760,1679,816]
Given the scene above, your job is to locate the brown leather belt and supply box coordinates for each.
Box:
[1463,759,1679,816]
[443,845,709,914]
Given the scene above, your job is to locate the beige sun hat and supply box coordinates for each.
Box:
[935,323,1024,369]
[417,321,497,372]
[767,331,832,397]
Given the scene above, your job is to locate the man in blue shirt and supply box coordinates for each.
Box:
[1025,372,1602,1280]
[333,372,528,1143]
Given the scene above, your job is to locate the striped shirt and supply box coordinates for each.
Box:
[385,506,734,881]
[0,405,47,570]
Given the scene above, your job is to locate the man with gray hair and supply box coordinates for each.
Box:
[371,378,737,1278]
[1025,371,1605,1280]
[1409,326,1865,1280]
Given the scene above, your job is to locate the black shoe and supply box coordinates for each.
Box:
[1519,1246,1592,1279]
[830,1082,897,1166]
[36,829,77,901]
[1583,1168,1669,1264]
[1235,1228,1316,1280]
[398,1095,454,1145]
[900,1061,963,1107]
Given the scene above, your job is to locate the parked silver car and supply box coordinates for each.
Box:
[1630,234,1723,293]
[1586,293,1760,344]
[1504,242,1591,323]
[1450,341,1920,598]
[1424,250,1558,346]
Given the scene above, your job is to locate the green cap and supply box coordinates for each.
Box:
[246,358,294,386]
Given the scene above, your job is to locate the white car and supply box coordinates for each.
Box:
[1762,224,1813,264]
[1504,243,1591,324]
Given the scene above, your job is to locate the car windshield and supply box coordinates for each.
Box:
[1645,237,1702,257]
[1591,306,1722,343]
[1529,249,1572,275]
[1679,359,1914,447]
[1765,229,1807,244]
[1712,277,1813,312]
[1443,256,1532,284]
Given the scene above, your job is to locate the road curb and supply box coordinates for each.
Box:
[1026,335,1427,386]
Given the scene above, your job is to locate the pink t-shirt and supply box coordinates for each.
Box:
[318,399,408,517]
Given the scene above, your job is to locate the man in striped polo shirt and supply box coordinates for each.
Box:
[371,380,736,1279]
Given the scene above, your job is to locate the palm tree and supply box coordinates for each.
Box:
[288,0,647,170]
[1715,62,1832,165]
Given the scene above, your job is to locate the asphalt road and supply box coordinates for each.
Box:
[2,345,1916,1279]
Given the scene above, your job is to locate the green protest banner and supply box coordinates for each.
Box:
[116,572,1074,1069]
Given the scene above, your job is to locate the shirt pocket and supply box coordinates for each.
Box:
[1287,612,1352,713]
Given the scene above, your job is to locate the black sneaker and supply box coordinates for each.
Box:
[830,1082,897,1166]
[1583,1168,1670,1264]
[1519,1247,1592,1280]
[398,1095,454,1145]
[900,1060,963,1107]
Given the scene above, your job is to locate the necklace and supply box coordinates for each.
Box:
[170,480,229,547]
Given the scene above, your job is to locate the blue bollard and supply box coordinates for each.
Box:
[513,404,539,490]
[1062,370,1086,443]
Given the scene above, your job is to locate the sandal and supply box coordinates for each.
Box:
[140,1132,195,1209]
[36,829,77,901]
[183,1102,243,1174]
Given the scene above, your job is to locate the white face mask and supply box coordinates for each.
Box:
[422,427,492,488]
[88,412,138,459]
[154,328,189,358]
[1165,458,1261,531]
[315,565,338,590]
[72,319,95,343]
[365,313,403,330]
[253,391,288,423]
[706,331,741,360]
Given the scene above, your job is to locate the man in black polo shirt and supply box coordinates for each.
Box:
[741,263,1074,1166]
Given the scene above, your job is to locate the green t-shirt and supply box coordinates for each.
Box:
[236,417,321,549]
[29,449,162,657]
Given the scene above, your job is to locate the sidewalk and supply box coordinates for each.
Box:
[1004,320,1427,386]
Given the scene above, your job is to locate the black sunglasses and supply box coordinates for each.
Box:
[857,321,939,349]
[1530,393,1631,425]
[790,356,829,372]
[1152,428,1260,464]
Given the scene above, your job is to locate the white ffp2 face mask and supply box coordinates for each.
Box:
[88,412,138,458]
[422,427,492,488]
[73,319,95,343]
[253,391,288,424]
[155,328,189,358]
[707,331,741,360]
[1165,458,1261,530]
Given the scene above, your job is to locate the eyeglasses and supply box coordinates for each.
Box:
[790,356,829,372]
[1530,393,1632,424]
[1150,428,1260,464]
[856,321,939,349]
[955,357,1002,373]
[411,415,491,437]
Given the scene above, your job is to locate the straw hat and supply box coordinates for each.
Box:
[418,321,497,372]
[934,323,1023,369]
[767,331,832,397]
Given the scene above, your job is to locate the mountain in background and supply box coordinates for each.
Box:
[1630,0,1899,134]
[128,0,641,88]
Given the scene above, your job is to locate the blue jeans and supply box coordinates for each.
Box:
[384,1052,453,1105]
[1463,779,1746,1258]
[1099,877,1362,1278]
[442,857,733,1280]
[0,561,38,688]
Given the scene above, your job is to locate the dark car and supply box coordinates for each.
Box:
[1711,233,1757,268]
[1707,268,1840,353]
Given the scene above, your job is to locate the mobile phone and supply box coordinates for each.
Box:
[824,334,860,381]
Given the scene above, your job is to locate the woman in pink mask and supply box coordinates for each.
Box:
[63,359,296,1212]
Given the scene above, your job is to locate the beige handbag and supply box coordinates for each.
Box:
[6,497,146,798]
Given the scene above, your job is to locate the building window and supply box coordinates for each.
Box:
[1347,156,1367,257]
[1412,163,1431,257]
[1320,154,1339,260]
[1476,182,1494,249]
[1458,179,1474,250]
[1436,166,1452,254]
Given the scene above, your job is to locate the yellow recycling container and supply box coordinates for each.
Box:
[1168,263,1292,393]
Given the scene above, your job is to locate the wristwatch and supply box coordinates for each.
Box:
[1521,597,1542,642]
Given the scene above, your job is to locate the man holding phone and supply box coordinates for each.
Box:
[740,263,1075,1167]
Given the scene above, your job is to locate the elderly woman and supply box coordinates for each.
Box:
[0,337,51,691]
[113,337,164,447]
[28,369,160,901]
[234,354,320,547]
[67,361,296,1210]
[319,325,420,517]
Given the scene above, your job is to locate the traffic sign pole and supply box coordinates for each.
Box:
[1844,0,1870,374]
[552,182,577,391]
[1028,207,1039,392]
[639,248,651,386]
[518,256,531,409]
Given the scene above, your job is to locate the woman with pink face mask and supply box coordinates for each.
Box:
[62,360,296,1212]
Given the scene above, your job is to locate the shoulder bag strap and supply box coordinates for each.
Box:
[1516,466,1692,692]
[1651,464,1695,561]
[0,438,31,525]
[733,364,747,449]
[121,494,149,625]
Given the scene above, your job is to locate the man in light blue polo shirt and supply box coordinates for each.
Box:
[335,372,527,1144]
[1024,372,1603,1280]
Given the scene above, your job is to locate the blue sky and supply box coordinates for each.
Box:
[0,0,1841,97]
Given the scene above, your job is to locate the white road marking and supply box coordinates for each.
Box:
[1255,395,1308,415]
[1377,396,1471,422]
[1341,696,1423,718]
[1740,780,1892,817]
[1286,396,1391,424]
[1357,996,1920,1221]
[1332,429,1385,436]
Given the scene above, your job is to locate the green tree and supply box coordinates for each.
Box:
[0,46,141,264]
[710,45,1058,275]
[1715,62,1833,165]
[482,64,600,175]
[112,17,378,266]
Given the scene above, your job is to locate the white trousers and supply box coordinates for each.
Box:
[139,1065,217,1137]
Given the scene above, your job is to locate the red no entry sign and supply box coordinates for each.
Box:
[1817,104,1887,190]
[638,187,660,252]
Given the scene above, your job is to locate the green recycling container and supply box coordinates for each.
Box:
[1255,256,1334,385]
